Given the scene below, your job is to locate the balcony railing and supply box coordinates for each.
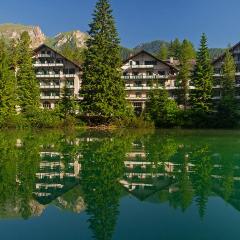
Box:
[36,54,52,58]
[131,65,154,69]
[36,74,61,78]
[122,75,168,80]
[40,85,60,89]
[64,74,75,78]
[126,96,148,100]
[34,63,64,67]
[41,96,60,100]
[125,85,177,90]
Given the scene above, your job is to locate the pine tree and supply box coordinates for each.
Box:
[176,40,194,108]
[180,39,196,60]
[190,33,213,113]
[16,31,40,113]
[57,81,77,119]
[169,38,182,59]
[217,49,238,127]
[80,0,129,122]
[146,89,179,127]
[157,43,168,60]
[0,38,17,121]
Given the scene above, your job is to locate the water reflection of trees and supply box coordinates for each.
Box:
[0,130,240,227]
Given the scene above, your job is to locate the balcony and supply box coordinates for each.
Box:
[40,85,60,89]
[36,54,52,58]
[34,63,64,67]
[64,74,75,78]
[41,96,60,100]
[131,65,154,69]
[126,96,148,100]
[36,74,61,78]
[125,86,152,90]
[122,75,168,80]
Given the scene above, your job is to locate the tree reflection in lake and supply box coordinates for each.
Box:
[0,130,240,238]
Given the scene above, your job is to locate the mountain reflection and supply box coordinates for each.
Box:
[0,130,240,238]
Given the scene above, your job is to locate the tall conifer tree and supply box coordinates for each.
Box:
[176,40,194,108]
[0,39,17,120]
[17,31,40,112]
[80,0,128,121]
[190,33,213,113]
[217,49,238,127]
[158,43,168,60]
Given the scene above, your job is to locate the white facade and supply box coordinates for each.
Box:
[121,50,178,114]
[33,44,81,109]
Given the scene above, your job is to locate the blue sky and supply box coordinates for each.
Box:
[0,0,239,48]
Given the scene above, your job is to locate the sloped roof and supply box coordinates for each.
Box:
[212,41,240,65]
[34,43,82,69]
[122,50,178,72]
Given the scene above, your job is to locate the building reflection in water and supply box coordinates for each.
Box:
[1,130,240,237]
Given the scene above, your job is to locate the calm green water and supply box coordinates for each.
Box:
[0,129,240,239]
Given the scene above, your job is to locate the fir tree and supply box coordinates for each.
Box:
[190,33,213,113]
[176,40,194,108]
[80,0,129,121]
[217,49,238,127]
[16,31,40,113]
[57,81,77,119]
[146,89,179,127]
[169,38,181,59]
[180,39,196,60]
[0,38,17,121]
[158,43,168,60]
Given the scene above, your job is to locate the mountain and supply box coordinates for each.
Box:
[0,23,88,50]
[134,40,170,54]
[125,40,225,60]
[47,30,88,49]
[0,23,46,48]
[0,23,226,61]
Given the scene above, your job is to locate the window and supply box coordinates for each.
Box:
[69,68,75,74]
[47,51,51,55]
[56,59,63,64]
[145,61,157,65]
[158,71,166,76]
[136,92,142,98]
[213,78,221,86]
[41,51,45,54]
[133,72,139,76]
[214,68,221,74]
[67,80,74,86]
[236,78,240,85]
[133,102,142,107]
[147,71,153,76]
[135,61,140,65]
[43,101,51,109]
[134,81,142,87]
[213,90,221,97]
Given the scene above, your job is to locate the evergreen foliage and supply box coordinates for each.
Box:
[80,0,129,122]
[60,43,85,64]
[0,38,17,123]
[176,39,194,108]
[16,31,40,113]
[190,33,213,113]
[157,43,168,60]
[216,49,238,127]
[169,38,182,59]
[146,89,179,127]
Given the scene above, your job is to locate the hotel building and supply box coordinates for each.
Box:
[212,42,240,102]
[121,50,178,114]
[33,44,81,109]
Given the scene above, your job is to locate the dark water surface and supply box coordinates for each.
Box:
[0,129,240,239]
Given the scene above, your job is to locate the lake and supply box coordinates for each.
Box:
[0,129,240,239]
